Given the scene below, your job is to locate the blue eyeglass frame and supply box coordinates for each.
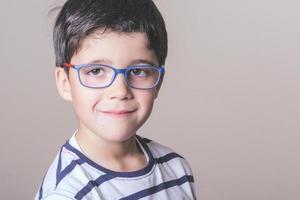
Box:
[62,63,165,90]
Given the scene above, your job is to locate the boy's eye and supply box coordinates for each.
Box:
[86,67,105,76]
[129,68,147,77]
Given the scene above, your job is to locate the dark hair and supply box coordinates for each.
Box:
[53,0,168,67]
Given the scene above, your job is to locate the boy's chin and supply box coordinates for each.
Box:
[94,121,144,143]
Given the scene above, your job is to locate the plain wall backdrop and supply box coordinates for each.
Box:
[1,0,300,199]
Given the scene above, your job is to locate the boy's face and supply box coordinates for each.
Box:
[55,30,159,143]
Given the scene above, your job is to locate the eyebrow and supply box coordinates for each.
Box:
[86,59,157,66]
[87,59,111,65]
[130,59,156,66]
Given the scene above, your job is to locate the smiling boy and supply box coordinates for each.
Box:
[36,0,196,199]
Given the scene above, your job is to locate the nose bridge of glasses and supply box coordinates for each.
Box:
[114,68,127,76]
[111,68,129,86]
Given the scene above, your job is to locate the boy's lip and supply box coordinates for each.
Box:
[99,109,136,116]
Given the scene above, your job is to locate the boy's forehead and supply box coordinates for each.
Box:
[73,30,158,65]
[80,29,150,50]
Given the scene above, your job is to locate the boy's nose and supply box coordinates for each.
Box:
[107,74,133,100]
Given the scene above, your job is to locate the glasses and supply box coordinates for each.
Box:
[62,63,165,90]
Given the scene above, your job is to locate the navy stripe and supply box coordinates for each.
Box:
[55,147,64,187]
[38,173,47,200]
[120,175,194,200]
[56,159,84,186]
[155,152,183,164]
[142,137,152,144]
[54,144,86,187]
[63,141,84,157]
[75,174,115,200]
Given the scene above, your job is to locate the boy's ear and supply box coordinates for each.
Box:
[154,88,159,99]
[55,67,72,101]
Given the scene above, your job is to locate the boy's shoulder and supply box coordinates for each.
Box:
[138,135,196,196]
[35,143,87,200]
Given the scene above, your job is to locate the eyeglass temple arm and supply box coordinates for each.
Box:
[56,63,73,68]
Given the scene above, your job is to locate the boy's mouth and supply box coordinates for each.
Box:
[99,109,136,117]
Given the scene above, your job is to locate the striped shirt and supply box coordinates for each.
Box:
[35,134,196,200]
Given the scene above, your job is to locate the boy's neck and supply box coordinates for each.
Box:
[75,128,147,172]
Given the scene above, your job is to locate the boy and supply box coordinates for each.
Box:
[36,0,196,199]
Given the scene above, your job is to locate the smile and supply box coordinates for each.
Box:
[99,109,136,117]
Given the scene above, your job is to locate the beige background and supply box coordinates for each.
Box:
[1,0,300,199]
